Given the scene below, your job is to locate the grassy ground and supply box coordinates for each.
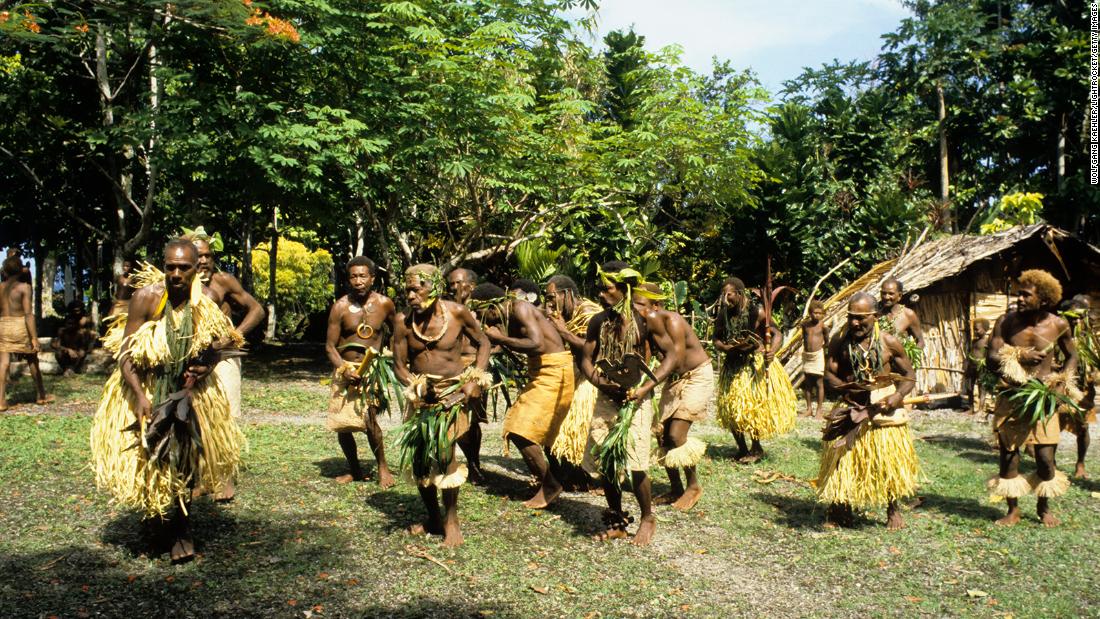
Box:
[2,345,1099,618]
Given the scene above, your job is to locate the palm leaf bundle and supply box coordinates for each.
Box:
[902,336,923,370]
[397,381,464,480]
[488,351,527,419]
[336,343,406,415]
[593,398,638,491]
[1006,378,1082,426]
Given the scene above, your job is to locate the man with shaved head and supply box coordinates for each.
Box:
[446,267,488,483]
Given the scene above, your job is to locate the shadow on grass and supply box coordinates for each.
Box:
[243,342,328,382]
[751,491,828,530]
[313,456,356,480]
[914,493,1004,521]
[364,489,429,534]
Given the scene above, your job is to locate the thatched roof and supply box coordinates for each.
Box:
[778,224,1100,376]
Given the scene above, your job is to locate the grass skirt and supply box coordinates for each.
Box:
[716,354,797,440]
[551,378,598,465]
[816,423,921,509]
[90,370,244,518]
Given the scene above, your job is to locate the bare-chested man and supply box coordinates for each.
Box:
[817,292,920,530]
[470,282,574,508]
[0,256,48,410]
[633,283,713,511]
[446,267,487,483]
[801,301,828,418]
[987,270,1076,526]
[324,257,399,487]
[714,277,795,463]
[1058,296,1097,479]
[582,261,657,546]
[108,257,138,317]
[51,302,96,375]
[880,278,924,370]
[964,318,993,413]
[393,264,490,547]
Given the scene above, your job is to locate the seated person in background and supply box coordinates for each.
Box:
[52,302,96,375]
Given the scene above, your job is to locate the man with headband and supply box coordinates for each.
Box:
[393,264,491,547]
[469,282,574,507]
[633,282,713,511]
[816,292,920,530]
[580,261,658,546]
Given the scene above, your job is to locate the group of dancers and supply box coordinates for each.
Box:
[89,234,1096,560]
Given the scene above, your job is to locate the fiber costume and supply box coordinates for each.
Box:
[398,368,490,489]
[214,356,243,418]
[327,361,381,433]
[0,316,33,353]
[502,351,574,447]
[584,392,654,474]
[802,349,825,376]
[90,266,245,518]
[551,298,602,465]
[460,353,489,423]
[987,344,1074,498]
[655,360,714,469]
[816,328,921,509]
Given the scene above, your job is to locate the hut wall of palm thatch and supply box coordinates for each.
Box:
[780,225,1100,396]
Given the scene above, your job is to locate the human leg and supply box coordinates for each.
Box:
[364,409,395,488]
[1034,444,1061,527]
[994,440,1023,526]
[510,433,562,509]
[335,432,365,483]
[631,470,655,546]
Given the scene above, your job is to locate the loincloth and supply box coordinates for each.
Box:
[658,360,714,424]
[502,351,574,447]
[399,373,478,488]
[326,364,382,433]
[551,376,598,465]
[0,316,33,354]
[802,348,825,377]
[992,393,1061,450]
[816,410,921,508]
[582,392,654,475]
[214,356,242,418]
[716,354,797,440]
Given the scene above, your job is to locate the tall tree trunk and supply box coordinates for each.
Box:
[264,208,279,341]
[242,209,254,292]
[1056,111,1066,193]
[936,82,951,232]
[41,254,58,318]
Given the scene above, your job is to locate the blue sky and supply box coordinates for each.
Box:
[568,0,911,95]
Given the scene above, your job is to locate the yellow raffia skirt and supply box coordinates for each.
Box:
[716,354,797,440]
[551,377,598,465]
[815,423,921,509]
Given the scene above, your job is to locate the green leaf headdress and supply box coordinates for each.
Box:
[404,264,446,310]
[180,226,224,253]
[596,264,654,317]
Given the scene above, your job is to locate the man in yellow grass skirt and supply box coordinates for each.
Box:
[817,293,920,530]
[987,269,1077,527]
[633,283,714,511]
[324,256,400,487]
[470,283,574,509]
[713,277,796,463]
[91,240,245,562]
[545,275,603,491]
[393,264,491,548]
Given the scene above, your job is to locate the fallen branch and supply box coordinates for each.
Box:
[404,544,452,573]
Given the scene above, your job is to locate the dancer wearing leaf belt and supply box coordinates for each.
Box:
[90,240,244,562]
[182,228,265,501]
[469,282,574,509]
[632,283,713,511]
[1057,295,1098,479]
[987,269,1078,527]
[817,293,920,530]
[446,267,489,484]
[393,264,490,547]
[580,261,659,546]
[324,256,400,487]
[713,277,796,463]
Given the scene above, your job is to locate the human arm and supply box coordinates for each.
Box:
[20,284,38,353]
[630,314,681,402]
[218,273,265,337]
[823,334,846,391]
[391,315,412,385]
[118,287,157,419]
[759,307,782,363]
[712,308,733,353]
[548,310,586,350]
[580,315,626,399]
[1056,316,1078,379]
[880,334,916,410]
[486,301,542,354]
[456,304,491,400]
[906,308,925,348]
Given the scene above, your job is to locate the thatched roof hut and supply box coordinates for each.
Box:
[779,224,1100,394]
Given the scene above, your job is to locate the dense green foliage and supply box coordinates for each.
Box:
[0,0,1094,336]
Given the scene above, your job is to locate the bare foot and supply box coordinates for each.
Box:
[441,520,464,547]
[0,403,10,412]
[378,468,396,489]
[407,520,443,536]
[333,473,364,484]
[886,512,905,531]
[587,486,605,497]
[523,483,562,509]
[995,509,1021,526]
[632,515,656,546]
[1073,463,1088,479]
[35,395,55,405]
[467,465,485,486]
[672,486,703,511]
[732,448,749,461]
[170,535,195,564]
[592,528,629,542]
[1039,511,1060,527]
[214,478,235,503]
[653,492,681,506]
[737,453,762,464]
